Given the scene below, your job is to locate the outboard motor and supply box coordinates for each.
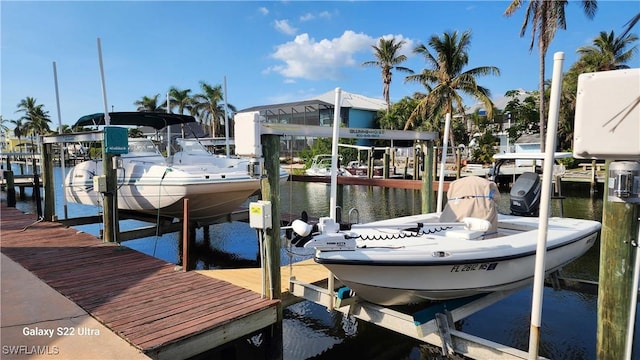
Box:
[510,172,541,216]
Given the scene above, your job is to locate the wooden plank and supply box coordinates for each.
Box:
[197,258,330,296]
[0,203,280,356]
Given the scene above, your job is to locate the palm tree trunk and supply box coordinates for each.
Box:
[539,50,546,152]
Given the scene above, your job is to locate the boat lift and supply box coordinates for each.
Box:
[288,277,540,359]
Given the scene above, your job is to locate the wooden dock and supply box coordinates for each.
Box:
[0,204,279,359]
[197,258,333,307]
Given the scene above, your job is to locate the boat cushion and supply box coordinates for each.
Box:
[439,176,500,237]
[445,229,486,240]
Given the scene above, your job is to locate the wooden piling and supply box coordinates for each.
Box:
[42,142,55,221]
[383,148,390,179]
[102,150,120,243]
[182,198,189,272]
[596,160,639,359]
[260,134,283,360]
[4,170,16,207]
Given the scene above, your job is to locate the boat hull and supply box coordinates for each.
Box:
[65,158,261,225]
[313,215,600,305]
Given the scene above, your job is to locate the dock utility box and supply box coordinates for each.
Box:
[510,172,541,216]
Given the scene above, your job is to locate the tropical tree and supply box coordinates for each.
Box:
[134,94,165,112]
[362,37,414,111]
[621,12,640,38]
[10,119,25,150]
[503,90,540,143]
[576,30,638,71]
[16,97,51,140]
[128,127,144,138]
[192,81,237,138]
[403,30,499,146]
[505,0,597,151]
[376,95,421,130]
[0,115,10,136]
[168,87,192,115]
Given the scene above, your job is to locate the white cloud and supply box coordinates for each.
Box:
[258,7,269,16]
[300,13,314,22]
[318,11,332,19]
[300,10,332,22]
[274,19,298,35]
[267,31,375,81]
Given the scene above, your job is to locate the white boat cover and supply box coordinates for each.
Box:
[439,176,500,236]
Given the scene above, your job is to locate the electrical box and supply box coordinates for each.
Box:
[234,111,262,157]
[573,68,640,159]
[104,126,129,155]
[249,200,272,229]
[93,175,107,193]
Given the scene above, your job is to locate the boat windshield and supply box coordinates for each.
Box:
[127,139,161,155]
[176,139,209,154]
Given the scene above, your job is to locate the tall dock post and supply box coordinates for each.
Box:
[261,133,283,359]
[5,170,16,207]
[422,141,434,213]
[42,142,55,221]
[102,150,120,243]
[597,161,639,359]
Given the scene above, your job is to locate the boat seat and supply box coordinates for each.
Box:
[439,176,501,238]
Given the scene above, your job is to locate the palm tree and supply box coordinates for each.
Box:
[134,94,165,112]
[403,30,499,146]
[621,12,640,38]
[362,37,414,111]
[10,119,25,149]
[192,81,236,137]
[16,97,51,140]
[168,87,192,115]
[0,115,10,136]
[505,0,597,151]
[576,30,638,71]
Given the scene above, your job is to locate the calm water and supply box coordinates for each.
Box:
[4,166,638,359]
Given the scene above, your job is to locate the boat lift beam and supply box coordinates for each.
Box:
[260,123,438,141]
[289,277,547,360]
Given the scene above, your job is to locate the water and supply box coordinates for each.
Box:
[4,166,637,359]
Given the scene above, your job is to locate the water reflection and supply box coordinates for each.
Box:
[5,167,625,359]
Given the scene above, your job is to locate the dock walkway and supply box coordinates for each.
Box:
[0,205,279,360]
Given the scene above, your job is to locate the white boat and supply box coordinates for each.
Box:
[64,112,265,225]
[65,138,263,225]
[305,154,349,176]
[291,173,601,305]
[170,138,289,182]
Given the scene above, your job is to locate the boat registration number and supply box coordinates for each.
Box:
[450,262,498,272]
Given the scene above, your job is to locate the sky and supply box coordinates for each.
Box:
[2,0,639,128]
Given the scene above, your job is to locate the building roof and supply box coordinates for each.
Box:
[309,89,386,111]
[238,89,386,114]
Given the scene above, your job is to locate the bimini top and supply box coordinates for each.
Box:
[73,112,196,130]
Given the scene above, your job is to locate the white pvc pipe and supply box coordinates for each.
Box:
[625,222,640,360]
[329,88,341,221]
[528,51,565,360]
[52,61,68,219]
[436,113,451,213]
[166,93,171,157]
[224,76,230,156]
[97,38,111,125]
